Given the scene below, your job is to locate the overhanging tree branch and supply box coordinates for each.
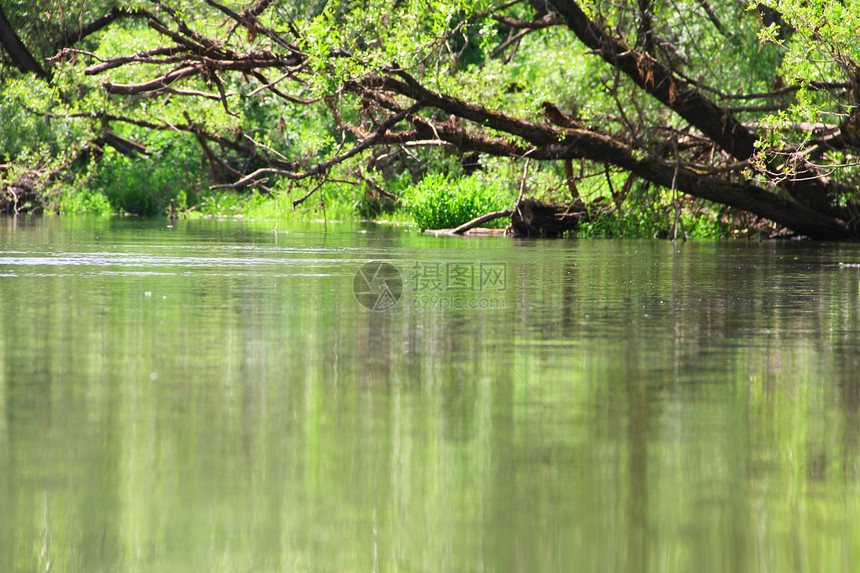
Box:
[356,73,852,238]
[6,0,854,237]
[548,0,757,161]
[212,103,424,197]
[53,7,150,53]
[548,0,852,218]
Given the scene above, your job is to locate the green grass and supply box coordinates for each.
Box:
[85,133,203,216]
[574,197,730,239]
[52,186,113,216]
[400,172,514,230]
[47,155,731,239]
[192,179,396,222]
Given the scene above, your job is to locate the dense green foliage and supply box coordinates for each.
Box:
[403,172,514,231]
[0,0,858,237]
[90,133,201,215]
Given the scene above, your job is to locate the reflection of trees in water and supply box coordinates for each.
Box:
[511,243,860,567]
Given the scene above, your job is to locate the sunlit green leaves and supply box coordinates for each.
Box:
[1,0,858,221]
[402,171,513,230]
[749,0,858,185]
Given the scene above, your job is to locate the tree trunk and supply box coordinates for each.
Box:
[0,6,51,79]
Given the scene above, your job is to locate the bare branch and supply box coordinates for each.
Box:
[695,0,731,39]
[83,46,187,75]
[292,178,328,208]
[214,103,424,197]
[54,7,151,53]
[103,66,200,95]
[451,210,514,234]
[492,13,563,29]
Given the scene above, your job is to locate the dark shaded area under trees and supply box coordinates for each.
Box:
[1,0,859,238]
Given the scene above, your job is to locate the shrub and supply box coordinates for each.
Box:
[402,172,512,230]
[53,186,113,216]
[90,132,202,216]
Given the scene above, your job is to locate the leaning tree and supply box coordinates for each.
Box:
[2,0,859,237]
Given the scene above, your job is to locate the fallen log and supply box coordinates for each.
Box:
[451,209,513,234]
[425,199,591,237]
[424,226,508,236]
[509,198,587,237]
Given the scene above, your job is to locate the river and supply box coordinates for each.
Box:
[1,216,859,571]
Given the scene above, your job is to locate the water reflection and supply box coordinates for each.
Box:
[1,217,860,571]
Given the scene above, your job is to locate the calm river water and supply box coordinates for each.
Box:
[2,216,860,572]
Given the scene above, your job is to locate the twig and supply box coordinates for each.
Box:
[292,178,328,208]
[489,29,531,60]
[214,103,423,192]
[514,158,530,220]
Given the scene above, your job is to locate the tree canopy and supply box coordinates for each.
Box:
[1,0,858,238]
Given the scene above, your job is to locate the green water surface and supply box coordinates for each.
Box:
[1,216,859,572]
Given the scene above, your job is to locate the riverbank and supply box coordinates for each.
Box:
[8,184,760,239]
